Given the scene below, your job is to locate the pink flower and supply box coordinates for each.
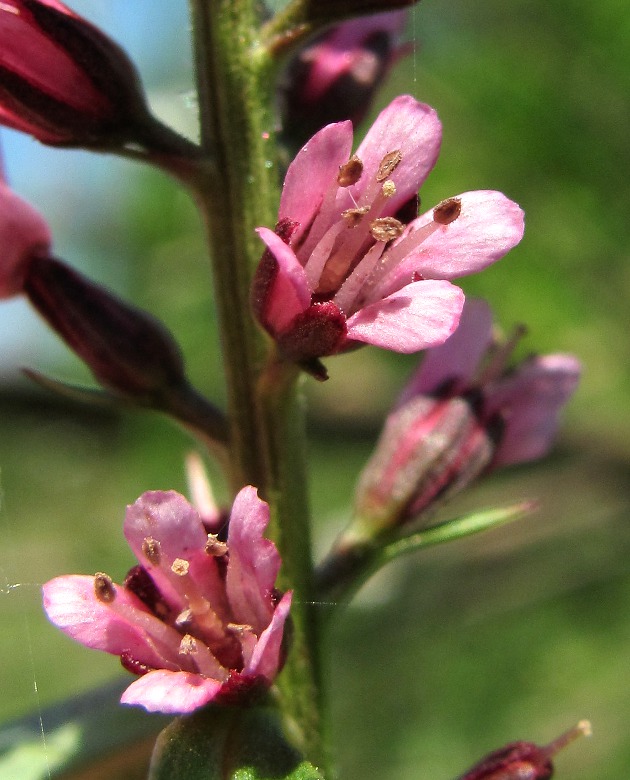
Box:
[0,0,149,146]
[252,95,524,376]
[43,487,292,714]
[355,299,581,527]
[280,11,409,146]
[0,164,51,297]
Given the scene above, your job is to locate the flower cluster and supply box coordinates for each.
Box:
[43,487,292,713]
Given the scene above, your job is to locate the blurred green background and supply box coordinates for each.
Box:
[1,0,629,777]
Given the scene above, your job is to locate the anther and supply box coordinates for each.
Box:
[171,558,190,577]
[381,180,396,199]
[205,534,228,557]
[94,572,116,603]
[341,206,370,226]
[337,155,363,187]
[142,536,161,565]
[175,608,193,628]
[179,634,197,655]
[433,197,461,225]
[227,622,253,635]
[370,217,405,242]
[376,150,402,182]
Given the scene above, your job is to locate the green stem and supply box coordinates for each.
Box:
[187,0,323,765]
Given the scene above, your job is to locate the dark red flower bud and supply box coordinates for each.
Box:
[279,11,409,149]
[0,0,152,147]
[23,255,187,402]
[456,721,591,780]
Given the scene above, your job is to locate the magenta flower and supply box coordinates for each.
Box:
[253,95,524,376]
[355,298,581,527]
[43,487,292,714]
[280,11,409,145]
[0,164,51,297]
[0,0,149,146]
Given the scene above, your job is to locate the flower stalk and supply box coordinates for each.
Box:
[187,0,323,764]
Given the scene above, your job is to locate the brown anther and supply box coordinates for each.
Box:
[179,634,197,655]
[337,155,363,187]
[171,558,190,577]
[370,216,405,242]
[142,536,161,565]
[381,180,396,199]
[376,150,402,181]
[341,206,370,226]
[205,534,228,557]
[433,197,462,225]
[94,572,116,603]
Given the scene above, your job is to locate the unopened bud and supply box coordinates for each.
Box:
[23,255,188,403]
[0,0,153,147]
[354,393,498,534]
[456,721,592,780]
[279,11,409,151]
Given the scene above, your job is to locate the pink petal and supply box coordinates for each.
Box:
[120,669,222,714]
[488,354,581,467]
[42,575,173,670]
[350,95,442,213]
[226,486,280,633]
[245,591,292,681]
[380,191,524,294]
[0,182,51,298]
[401,298,493,400]
[255,227,311,331]
[346,280,464,353]
[279,120,353,241]
[124,490,208,609]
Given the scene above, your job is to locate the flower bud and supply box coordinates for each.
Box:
[456,721,592,780]
[23,255,188,403]
[0,0,152,147]
[353,299,580,536]
[355,391,499,533]
[279,11,409,149]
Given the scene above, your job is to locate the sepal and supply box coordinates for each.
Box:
[149,705,325,780]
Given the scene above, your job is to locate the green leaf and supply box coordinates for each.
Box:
[149,704,325,780]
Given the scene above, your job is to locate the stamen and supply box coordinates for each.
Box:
[171,558,190,577]
[142,537,161,565]
[227,624,257,668]
[333,241,386,313]
[205,534,228,557]
[94,572,116,603]
[433,197,461,225]
[337,155,363,187]
[376,150,402,182]
[541,721,592,759]
[476,323,528,386]
[167,560,226,643]
[179,634,229,680]
[370,217,405,243]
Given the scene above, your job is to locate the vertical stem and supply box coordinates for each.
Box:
[187,0,323,765]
